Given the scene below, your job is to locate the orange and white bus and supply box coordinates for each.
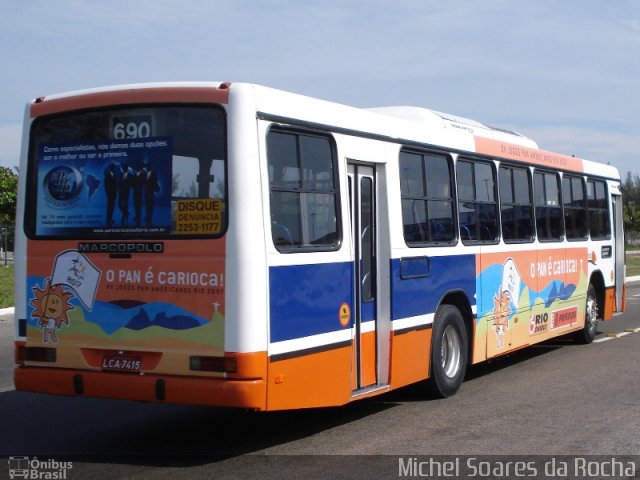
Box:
[14,82,625,410]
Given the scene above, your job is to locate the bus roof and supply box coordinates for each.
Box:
[367,106,539,149]
[247,83,620,180]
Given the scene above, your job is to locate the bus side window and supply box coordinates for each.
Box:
[534,170,564,242]
[563,175,588,240]
[267,129,340,251]
[587,179,611,240]
[399,149,455,246]
[499,165,534,243]
[456,158,498,244]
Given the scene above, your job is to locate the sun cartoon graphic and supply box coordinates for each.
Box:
[30,279,74,342]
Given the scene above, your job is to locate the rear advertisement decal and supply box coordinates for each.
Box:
[36,138,172,236]
[26,240,226,374]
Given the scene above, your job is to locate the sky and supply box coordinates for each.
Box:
[1,0,639,177]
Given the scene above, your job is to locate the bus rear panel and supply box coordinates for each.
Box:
[15,85,267,409]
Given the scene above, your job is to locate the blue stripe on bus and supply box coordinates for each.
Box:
[269,254,476,343]
[390,254,476,321]
[269,262,354,343]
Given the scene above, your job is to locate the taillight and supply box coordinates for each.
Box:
[17,346,57,362]
[189,355,237,373]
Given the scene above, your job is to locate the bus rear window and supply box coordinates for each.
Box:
[26,105,226,238]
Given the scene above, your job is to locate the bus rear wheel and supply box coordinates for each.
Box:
[574,283,599,344]
[426,304,468,398]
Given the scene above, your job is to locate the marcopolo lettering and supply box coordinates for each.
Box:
[78,242,164,254]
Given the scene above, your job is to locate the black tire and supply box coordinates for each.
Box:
[573,283,599,344]
[426,304,468,398]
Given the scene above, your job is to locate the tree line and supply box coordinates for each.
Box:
[0,167,17,227]
[623,171,640,238]
[0,166,17,252]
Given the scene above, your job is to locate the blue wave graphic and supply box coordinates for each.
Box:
[477,266,577,318]
[543,282,577,308]
[83,301,208,335]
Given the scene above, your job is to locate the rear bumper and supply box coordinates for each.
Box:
[14,367,266,410]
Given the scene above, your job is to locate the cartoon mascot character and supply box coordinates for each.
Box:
[492,290,512,349]
[30,279,74,343]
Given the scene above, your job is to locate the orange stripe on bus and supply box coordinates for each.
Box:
[603,287,616,321]
[267,345,352,410]
[359,329,377,387]
[390,328,431,389]
[30,86,230,118]
[474,136,585,173]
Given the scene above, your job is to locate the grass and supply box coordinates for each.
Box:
[0,263,14,308]
[626,253,640,277]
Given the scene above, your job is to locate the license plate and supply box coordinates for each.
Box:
[101,353,142,372]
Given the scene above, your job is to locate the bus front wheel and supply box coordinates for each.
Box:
[426,304,468,398]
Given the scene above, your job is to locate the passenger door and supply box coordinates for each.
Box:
[348,163,378,390]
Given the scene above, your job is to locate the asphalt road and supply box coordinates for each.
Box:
[1,285,640,479]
